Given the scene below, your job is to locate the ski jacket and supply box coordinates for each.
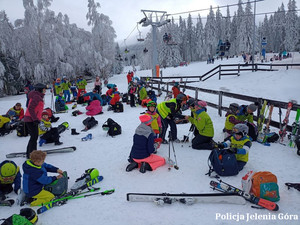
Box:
[86,100,102,116]
[38,119,52,135]
[129,123,155,160]
[54,82,63,95]
[109,92,120,106]
[83,92,103,105]
[138,87,148,100]
[0,115,11,128]
[172,86,180,98]
[7,107,24,120]
[225,112,243,133]
[22,160,58,197]
[61,80,71,91]
[145,110,162,134]
[237,105,254,123]
[24,91,45,122]
[0,160,21,192]
[188,108,214,137]
[223,135,252,163]
[157,98,180,119]
[76,79,87,90]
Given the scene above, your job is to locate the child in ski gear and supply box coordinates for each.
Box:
[185,100,214,150]
[22,150,63,206]
[127,115,165,173]
[172,82,180,98]
[237,104,257,123]
[157,93,187,143]
[44,108,59,123]
[145,101,162,136]
[76,75,87,95]
[137,83,148,105]
[70,80,78,101]
[108,87,120,111]
[2,208,38,225]
[77,90,89,104]
[94,76,102,94]
[86,99,102,116]
[61,76,71,102]
[54,78,62,96]
[38,111,63,146]
[24,83,47,159]
[55,92,68,112]
[6,103,24,121]
[217,123,252,171]
[0,160,21,200]
[224,103,244,137]
[0,115,15,136]
[128,82,137,107]
[147,90,157,103]
[83,89,103,105]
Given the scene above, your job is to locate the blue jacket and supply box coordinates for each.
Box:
[83,92,103,105]
[129,123,155,160]
[22,160,58,197]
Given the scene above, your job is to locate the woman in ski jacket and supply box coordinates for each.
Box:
[24,83,46,159]
[22,150,63,206]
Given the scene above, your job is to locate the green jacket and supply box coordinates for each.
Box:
[61,81,71,91]
[76,79,87,90]
[139,87,147,100]
[157,98,178,119]
[188,109,214,137]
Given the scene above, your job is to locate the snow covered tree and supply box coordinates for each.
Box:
[195,14,205,60]
[285,0,298,51]
[204,6,217,57]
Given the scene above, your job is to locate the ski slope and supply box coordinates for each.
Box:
[0,54,299,225]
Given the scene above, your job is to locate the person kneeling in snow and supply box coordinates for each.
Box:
[217,123,252,171]
[86,98,102,116]
[38,111,63,146]
[22,150,64,206]
[126,115,165,173]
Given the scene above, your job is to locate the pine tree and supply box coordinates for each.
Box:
[285,0,298,51]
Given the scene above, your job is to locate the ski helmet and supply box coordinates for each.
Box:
[0,160,18,178]
[34,83,47,93]
[233,124,249,136]
[147,101,157,108]
[20,208,38,224]
[85,168,99,180]
[229,103,239,112]
[176,93,187,102]
[187,98,196,107]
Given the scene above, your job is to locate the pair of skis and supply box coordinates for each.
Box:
[257,100,274,145]
[127,179,279,211]
[288,108,300,148]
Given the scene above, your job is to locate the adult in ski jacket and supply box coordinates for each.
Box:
[22,150,63,206]
[157,93,187,143]
[185,101,214,150]
[61,77,71,102]
[76,76,87,94]
[86,100,102,116]
[237,104,257,123]
[6,103,24,121]
[54,78,63,96]
[127,115,165,173]
[0,160,21,200]
[24,83,46,159]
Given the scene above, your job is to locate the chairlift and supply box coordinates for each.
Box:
[143,47,148,53]
[136,23,144,42]
[125,48,130,53]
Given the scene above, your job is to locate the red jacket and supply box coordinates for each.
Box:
[24,91,45,122]
[172,86,180,98]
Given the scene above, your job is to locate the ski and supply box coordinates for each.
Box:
[127,192,246,205]
[257,100,268,133]
[279,102,293,143]
[288,108,300,148]
[210,180,279,211]
[285,183,300,191]
[6,146,76,158]
[0,199,14,207]
[71,175,104,191]
[263,104,274,134]
[37,189,114,214]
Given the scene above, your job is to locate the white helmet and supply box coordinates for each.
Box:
[233,124,248,136]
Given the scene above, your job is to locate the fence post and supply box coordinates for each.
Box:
[286,64,288,70]
[195,88,198,100]
[238,64,240,75]
[166,82,169,94]
[218,91,223,117]
[219,66,221,80]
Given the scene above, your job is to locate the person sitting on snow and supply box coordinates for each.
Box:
[224,103,244,138]
[55,92,68,112]
[83,88,103,105]
[0,160,21,200]
[126,115,165,173]
[217,123,252,171]
[108,87,120,111]
[38,111,63,146]
[22,150,64,206]
[237,104,257,123]
[0,115,16,136]
[6,103,24,121]
[86,97,103,116]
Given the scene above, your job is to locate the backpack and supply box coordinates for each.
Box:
[251,171,280,202]
[207,149,239,177]
[82,117,98,130]
[1,214,33,225]
[44,171,68,196]
[16,121,28,137]
[122,93,128,103]
[102,118,121,137]
[246,122,258,141]
[264,132,279,143]
[114,102,124,113]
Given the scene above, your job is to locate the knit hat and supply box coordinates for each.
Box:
[139,115,153,126]
[42,110,49,117]
[195,100,207,108]
[247,104,257,112]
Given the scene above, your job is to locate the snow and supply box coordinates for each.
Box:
[0,54,300,225]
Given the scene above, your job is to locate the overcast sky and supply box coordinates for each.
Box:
[0,0,298,45]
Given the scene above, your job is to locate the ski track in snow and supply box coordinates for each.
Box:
[0,54,299,225]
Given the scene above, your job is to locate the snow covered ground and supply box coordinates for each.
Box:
[0,54,300,225]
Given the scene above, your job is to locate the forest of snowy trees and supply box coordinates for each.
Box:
[129,0,299,70]
[0,0,119,96]
[0,0,299,95]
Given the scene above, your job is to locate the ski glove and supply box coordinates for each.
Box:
[228,148,238,153]
[217,143,225,149]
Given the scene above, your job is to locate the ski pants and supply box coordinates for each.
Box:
[133,154,166,171]
[159,117,177,141]
[63,90,71,102]
[130,94,135,107]
[41,128,60,144]
[192,134,213,150]
[30,190,55,207]
[26,122,39,159]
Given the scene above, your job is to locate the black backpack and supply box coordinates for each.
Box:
[102,118,121,137]
[16,121,28,137]
[114,102,124,113]
[122,93,128,103]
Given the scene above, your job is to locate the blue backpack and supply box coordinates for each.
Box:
[207,149,239,177]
